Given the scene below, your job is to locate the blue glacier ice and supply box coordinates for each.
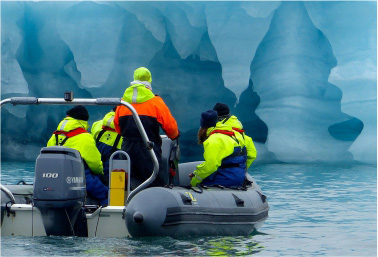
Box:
[305,1,377,164]
[1,1,376,164]
[250,2,357,163]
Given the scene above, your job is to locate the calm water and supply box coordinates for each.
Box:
[1,162,376,256]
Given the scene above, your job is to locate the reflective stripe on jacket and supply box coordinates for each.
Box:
[47,117,104,175]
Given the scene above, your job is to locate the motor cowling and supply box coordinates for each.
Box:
[33,147,86,236]
[33,147,86,205]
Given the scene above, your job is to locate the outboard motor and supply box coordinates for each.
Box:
[33,147,86,236]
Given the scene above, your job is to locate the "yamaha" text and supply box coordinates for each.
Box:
[66,177,84,184]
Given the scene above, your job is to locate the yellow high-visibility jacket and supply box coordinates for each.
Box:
[223,115,257,168]
[91,111,122,150]
[47,117,103,175]
[191,122,245,187]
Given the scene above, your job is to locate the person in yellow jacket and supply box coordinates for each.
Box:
[47,105,108,206]
[91,108,123,183]
[190,110,248,187]
[213,102,257,168]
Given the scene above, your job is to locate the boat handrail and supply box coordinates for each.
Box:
[109,150,131,201]
[1,185,16,204]
[0,96,159,203]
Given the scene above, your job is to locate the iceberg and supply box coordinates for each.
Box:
[56,1,126,90]
[250,2,357,163]
[206,2,279,98]
[305,2,377,163]
[1,2,29,119]
[1,1,376,164]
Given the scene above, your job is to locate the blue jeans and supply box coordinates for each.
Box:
[85,169,109,206]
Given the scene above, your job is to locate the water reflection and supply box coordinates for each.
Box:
[107,235,265,256]
[200,235,264,256]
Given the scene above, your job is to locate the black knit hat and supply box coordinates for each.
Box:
[66,105,89,121]
[213,103,230,121]
[200,110,218,128]
[213,102,230,116]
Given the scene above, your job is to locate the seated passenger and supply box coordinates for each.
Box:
[46,105,108,206]
[189,110,247,187]
[213,102,257,168]
[91,108,123,182]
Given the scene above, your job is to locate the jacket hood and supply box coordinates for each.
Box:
[223,115,243,130]
[57,117,89,132]
[206,121,234,136]
[101,111,116,129]
[122,84,155,104]
[134,67,152,83]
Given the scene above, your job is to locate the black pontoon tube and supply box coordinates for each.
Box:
[0,97,159,203]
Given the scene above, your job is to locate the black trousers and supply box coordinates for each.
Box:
[121,139,167,190]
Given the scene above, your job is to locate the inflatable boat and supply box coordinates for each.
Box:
[0,96,269,238]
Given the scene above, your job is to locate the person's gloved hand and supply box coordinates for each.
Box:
[172,130,181,141]
[189,173,201,187]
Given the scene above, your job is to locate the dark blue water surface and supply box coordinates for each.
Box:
[1,162,376,256]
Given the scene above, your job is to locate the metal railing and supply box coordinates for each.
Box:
[0,185,16,203]
[0,96,159,203]
[109,150,131,202]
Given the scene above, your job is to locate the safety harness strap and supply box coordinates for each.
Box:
[232,127,245,139]
[96,126,121,150]
[96,130,106,144]
[221,115,231,124]
[210,129,235,137]
[210,129,239,144]
[53,128,88,146]
[112,134,122,152]
[232,127,245,134]
[101,125,116,132]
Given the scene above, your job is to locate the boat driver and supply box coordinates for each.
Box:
[114,67,179,189]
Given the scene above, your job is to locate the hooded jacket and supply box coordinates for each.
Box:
[47,117,104,175]
[92,111,122,150]
[190,122,247,187]
[92,111,122,173]
[114,68,178,144]
[221,115,257,168]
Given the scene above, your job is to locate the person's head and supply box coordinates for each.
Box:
[198,110,218,144]
[131,67,152,91]
[134,67,152,82]
[131,67,152,89]
[213,102,230,121]
[66,105,89,121]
